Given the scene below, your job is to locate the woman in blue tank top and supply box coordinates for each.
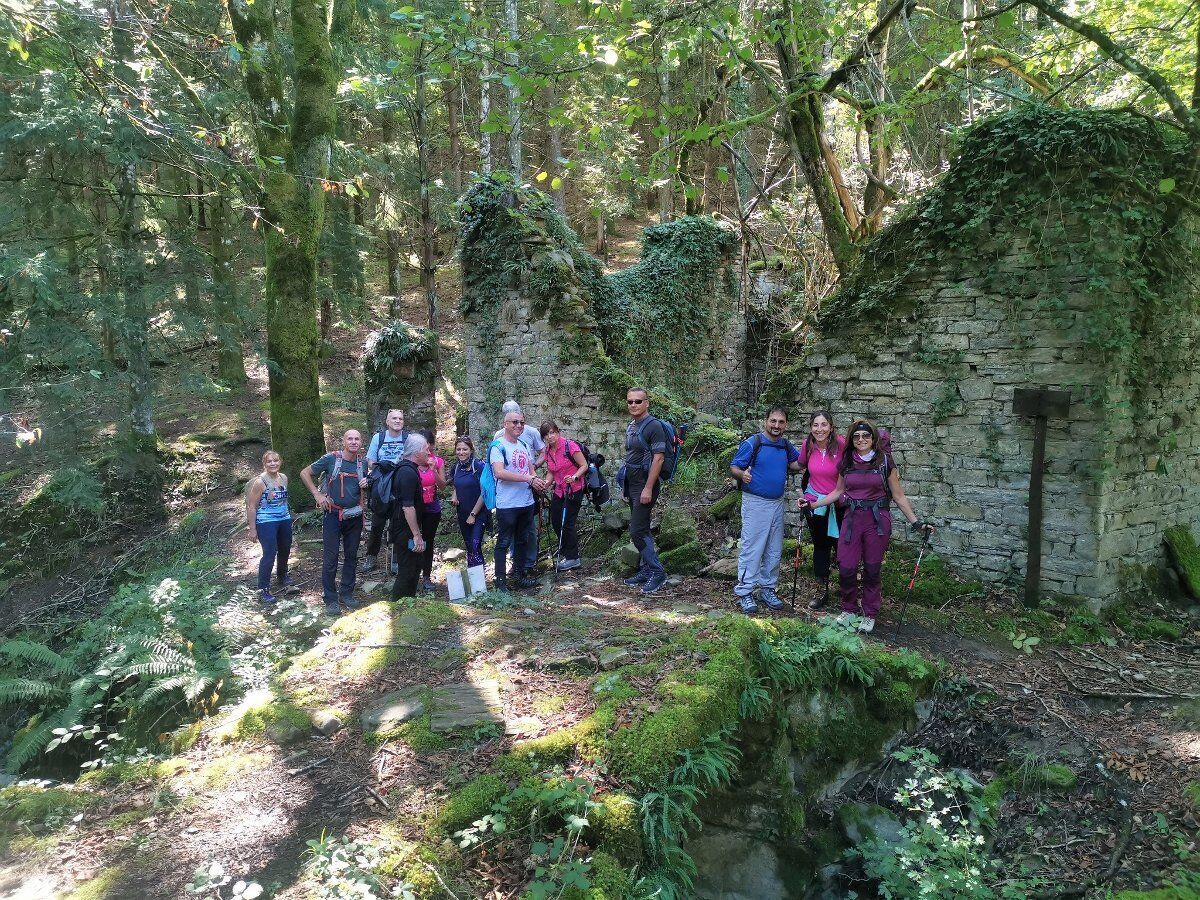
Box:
[246,450,294,603]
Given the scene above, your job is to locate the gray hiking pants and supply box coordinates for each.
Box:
[734,492,786,599]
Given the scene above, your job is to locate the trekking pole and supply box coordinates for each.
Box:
[892,528,933,638]
[790,512,808,612]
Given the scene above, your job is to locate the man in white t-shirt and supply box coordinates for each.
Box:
[490,410,547,592]
[492,400,546,573]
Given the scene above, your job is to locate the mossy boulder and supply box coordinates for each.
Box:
[0,783,97,825]
[1165,526,1200,599]
[562,849,632,900]
[656,506,698,552]
[586,793,643,865]
[213,688,312,745]
[683,424,741,455]
[709,490,740,521]
[661,540,706,575]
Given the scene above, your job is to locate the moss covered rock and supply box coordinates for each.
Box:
[709,490,740,520]
[656,506,698,552]
[660,540,706,575]
[1165,526,1200,599]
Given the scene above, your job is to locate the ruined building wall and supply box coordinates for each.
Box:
[770,109,1200,603]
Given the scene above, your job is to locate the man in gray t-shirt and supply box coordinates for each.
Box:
[490,410,547,591]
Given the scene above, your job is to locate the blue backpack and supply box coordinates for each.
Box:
[479,440,505,511]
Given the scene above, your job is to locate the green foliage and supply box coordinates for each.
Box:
[0,559,230,774]
[454,768,602,900]
[363,320,439,398]
[186,860,264,899]
[303,833,412,900]
[850,747,1043,899]
[756,619,876,693]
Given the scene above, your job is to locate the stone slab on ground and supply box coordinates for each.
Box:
[429,680,504,732]
[361,690,425,732]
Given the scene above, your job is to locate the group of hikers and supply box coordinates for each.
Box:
[245,388,933,629]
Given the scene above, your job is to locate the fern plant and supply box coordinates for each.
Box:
[0,564,230,774]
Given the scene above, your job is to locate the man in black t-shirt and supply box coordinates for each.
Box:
[622,387,668,595]
[390,433,430,601]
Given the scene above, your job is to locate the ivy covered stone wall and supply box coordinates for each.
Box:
[769,108,1200,604]
[458,180,742,461]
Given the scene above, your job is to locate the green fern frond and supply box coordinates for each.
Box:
[0,640,79,676]
[6,719,53,773]
[0,678,58,704]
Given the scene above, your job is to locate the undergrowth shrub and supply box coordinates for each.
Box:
[0,556,230,774]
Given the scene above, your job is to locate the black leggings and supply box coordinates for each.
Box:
[420,512,441,580]
[805,506,845,582]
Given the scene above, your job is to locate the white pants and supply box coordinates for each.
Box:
[735,492,786,598]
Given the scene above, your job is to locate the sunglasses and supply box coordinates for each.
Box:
[509,419,525,425]
[627,398,645,405]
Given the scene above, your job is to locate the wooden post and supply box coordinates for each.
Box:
[1013,387,1070,608]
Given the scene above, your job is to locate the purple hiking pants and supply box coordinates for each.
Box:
[837,507,892,617]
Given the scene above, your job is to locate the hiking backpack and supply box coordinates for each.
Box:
[479,440,505,511]
[635,417,689,483]
[735,433,799,491]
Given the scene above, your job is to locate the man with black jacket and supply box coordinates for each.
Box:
[390,433,430,600]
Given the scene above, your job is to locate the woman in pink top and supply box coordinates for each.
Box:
[417,429,447,593]
[798,410,846,610]
[540,420,589,571]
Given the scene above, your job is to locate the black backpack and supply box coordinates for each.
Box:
[556,438,610,508]
[635,417,689,482]
[736,433,798,491]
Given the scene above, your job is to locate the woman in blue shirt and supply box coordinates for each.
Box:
[246,450,294,603]
[449,436,488,568]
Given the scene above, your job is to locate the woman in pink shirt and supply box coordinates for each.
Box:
[417,429,447,593]
[798,410,845,610]
[540,420,589,571]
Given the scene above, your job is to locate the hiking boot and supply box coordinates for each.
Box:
[360,555,378,573]
[623,572,649,587]
[808,593,828,611]
[420,579,436,594]
[276,576,297,593]
[494,579,510,594]
[737,596,759,615]
[390,561,399,576]
[835,611,853,626]
[324,601,341,617]
[760,591,785,612]
[641,573,667,595]
[556,558,581,571]
[340,596,359,611]
[514,574,541,590]
[259,589,276,605]
[857,617,876,634]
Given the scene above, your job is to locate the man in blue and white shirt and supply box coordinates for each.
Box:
[729,406,802,614]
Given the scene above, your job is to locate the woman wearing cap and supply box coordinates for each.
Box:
[799,419,932,633]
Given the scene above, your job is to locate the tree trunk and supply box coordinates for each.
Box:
[445,77,463,196]
[415,40,439,331]
[505,0,522,179]
[478,2,494,175]
[656,49,673,222]
[212,183,247,385]
[774,37,857,275]
[226,0,336,480]
[111,0,162,508]
[541,0,565,211]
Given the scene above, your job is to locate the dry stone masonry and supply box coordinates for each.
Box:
[770,110,1200,604]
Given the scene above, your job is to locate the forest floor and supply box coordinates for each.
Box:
[2,234,1199,899]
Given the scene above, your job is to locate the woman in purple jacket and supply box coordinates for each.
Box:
[799,419,932,633]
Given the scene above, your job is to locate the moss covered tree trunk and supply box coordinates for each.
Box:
[226,0,337,480]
